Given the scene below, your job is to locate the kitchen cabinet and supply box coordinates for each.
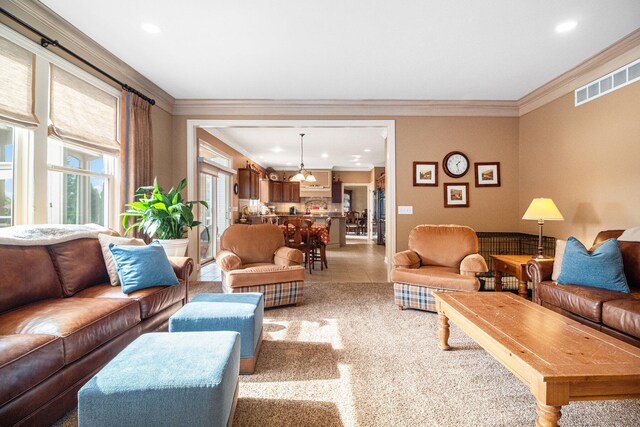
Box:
[283,182,300,202]
[260,180,298,203]
[331,181,342,203]
[238,168,260,200]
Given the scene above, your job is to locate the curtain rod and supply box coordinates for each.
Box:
[0,6,156,105]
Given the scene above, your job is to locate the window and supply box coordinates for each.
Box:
[0,125,14,227]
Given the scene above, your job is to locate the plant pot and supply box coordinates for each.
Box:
[157,238,189,257]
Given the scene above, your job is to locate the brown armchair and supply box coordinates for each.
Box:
[216,224,305,307]
[392,224,488,312]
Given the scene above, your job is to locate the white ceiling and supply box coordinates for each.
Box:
[204,126,387,170]
[41,0,640,100]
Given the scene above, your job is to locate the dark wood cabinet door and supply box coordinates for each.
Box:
[238,168,252,199]
[282,182,292,202]
[271,181,283,202]
[332,181,342,203]
[290,182,300,202]
[250,171,259,199]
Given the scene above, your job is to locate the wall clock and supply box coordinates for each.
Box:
[443,151,470,178]
[233,183,239,195]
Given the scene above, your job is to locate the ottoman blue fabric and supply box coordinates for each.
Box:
[169,293,263,359]
[77,332,239,427]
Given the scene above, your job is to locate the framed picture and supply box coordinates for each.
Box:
[474,162,500,187]
[413,162,438,186]
[444,183,469,207]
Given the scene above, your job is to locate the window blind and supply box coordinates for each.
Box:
[48,65,119,155]
[0,37,39,128]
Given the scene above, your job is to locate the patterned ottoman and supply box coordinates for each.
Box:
[169,293,264,374]
[78,331,239,427]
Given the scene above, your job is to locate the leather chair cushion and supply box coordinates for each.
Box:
[0,298,140,364]
[602,299,640,339]
[48,239,110,296]
[0,245,62,313]
[220,224,285,265]
[225,264,305,288]
[536,281,631,322]
[408,225,478,268]
[391,266,479,291]
[74,282,186,319]
[0,334,64,406]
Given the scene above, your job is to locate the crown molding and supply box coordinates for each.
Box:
[2,0,175,113]
[173,99,519,117]
[518,28,640,116]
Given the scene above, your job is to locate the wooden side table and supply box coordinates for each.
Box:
[490,255,541,299]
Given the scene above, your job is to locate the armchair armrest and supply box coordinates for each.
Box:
[216,250,243,272]
[460,254,488,277]
[392,250,421,269]
[168,257,194,281]
[274,246,304,267]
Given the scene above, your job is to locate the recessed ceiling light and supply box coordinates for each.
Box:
[141,23,161,34]
[364,149,371,152]
[356,163,361,166]
[352,155,361,158]
[272,147,283,153]
[286,162,293,166]
[555,21,577,33]
[321,153,329,158]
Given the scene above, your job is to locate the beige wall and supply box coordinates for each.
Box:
[519,82,640,245]
[338,171,372,184]
[172,115,521,251]
[345,185,368,213]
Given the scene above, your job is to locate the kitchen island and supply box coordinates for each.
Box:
[243,214,346,247]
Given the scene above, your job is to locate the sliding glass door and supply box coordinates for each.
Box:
[199,170,231,265]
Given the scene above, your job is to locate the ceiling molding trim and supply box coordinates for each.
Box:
[2,0,175,113]
[173,99,519,117]
[518,28,640,116]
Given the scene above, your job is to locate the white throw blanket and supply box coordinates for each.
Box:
[618,226,640,242]
[0,224,115,245]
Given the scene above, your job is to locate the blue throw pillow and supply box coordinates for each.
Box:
[557,236,629,293]
[109,241,179,294]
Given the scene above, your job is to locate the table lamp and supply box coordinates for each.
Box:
[522,198,564,259]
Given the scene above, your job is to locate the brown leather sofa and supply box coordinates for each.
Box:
[217,224,305,308]
[0,237,193,426]
[528,230,640,347]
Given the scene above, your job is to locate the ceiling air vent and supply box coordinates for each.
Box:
[575,58,640,106]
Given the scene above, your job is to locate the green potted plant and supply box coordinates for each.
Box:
[122,178,208,256]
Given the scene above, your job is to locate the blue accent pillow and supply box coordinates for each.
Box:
[557,236,629,293]
[109,240,179,294]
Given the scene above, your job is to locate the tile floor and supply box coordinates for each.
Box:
[197,237,388,284]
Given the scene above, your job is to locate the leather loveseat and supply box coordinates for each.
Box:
[0,236,193,426]
[528,230,640,347]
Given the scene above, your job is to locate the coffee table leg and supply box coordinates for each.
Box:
[494,270,502,292]
[518,280,528,299]
[535,401,561,427]
[438,312,451,351]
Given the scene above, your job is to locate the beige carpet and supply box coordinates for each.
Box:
[54,281,640,427]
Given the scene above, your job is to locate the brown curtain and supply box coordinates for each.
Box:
[120,90,153,234]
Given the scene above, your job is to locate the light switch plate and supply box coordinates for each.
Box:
[398,206,413,215]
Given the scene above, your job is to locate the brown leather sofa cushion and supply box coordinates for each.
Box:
[220,224,285,264]
[0,245,62,313]
[391,266,479,291]
[537,281,629,322]
[408,225,478,268]
[0,298,140,364]
[74,282,186,319]
[48,239,110,296]
[602,299,640,339]
[0,334,64,406]
[225,264,305,288]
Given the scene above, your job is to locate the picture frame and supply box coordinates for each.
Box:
[474,162,500,187]
[413,162,438,186]
[444,183,469,207]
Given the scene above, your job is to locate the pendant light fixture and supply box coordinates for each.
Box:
[290,133,316,182]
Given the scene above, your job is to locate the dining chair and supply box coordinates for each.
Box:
[283,218,313,274]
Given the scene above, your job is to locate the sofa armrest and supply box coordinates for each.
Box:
[527,259,555,302]
[216,250,243,272]
[392,250,421,269]
[274,246,304,267]
[168,257,194,281]
[460,254,488,277]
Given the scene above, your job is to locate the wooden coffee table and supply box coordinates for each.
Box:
[434,292,640,426]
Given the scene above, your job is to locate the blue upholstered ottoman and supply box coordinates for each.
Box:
[169,293,263,374]
[77,332,239,427]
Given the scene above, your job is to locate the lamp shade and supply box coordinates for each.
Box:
[305,172,317,182]
[522,198,564,221]
[290,172,305,182]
